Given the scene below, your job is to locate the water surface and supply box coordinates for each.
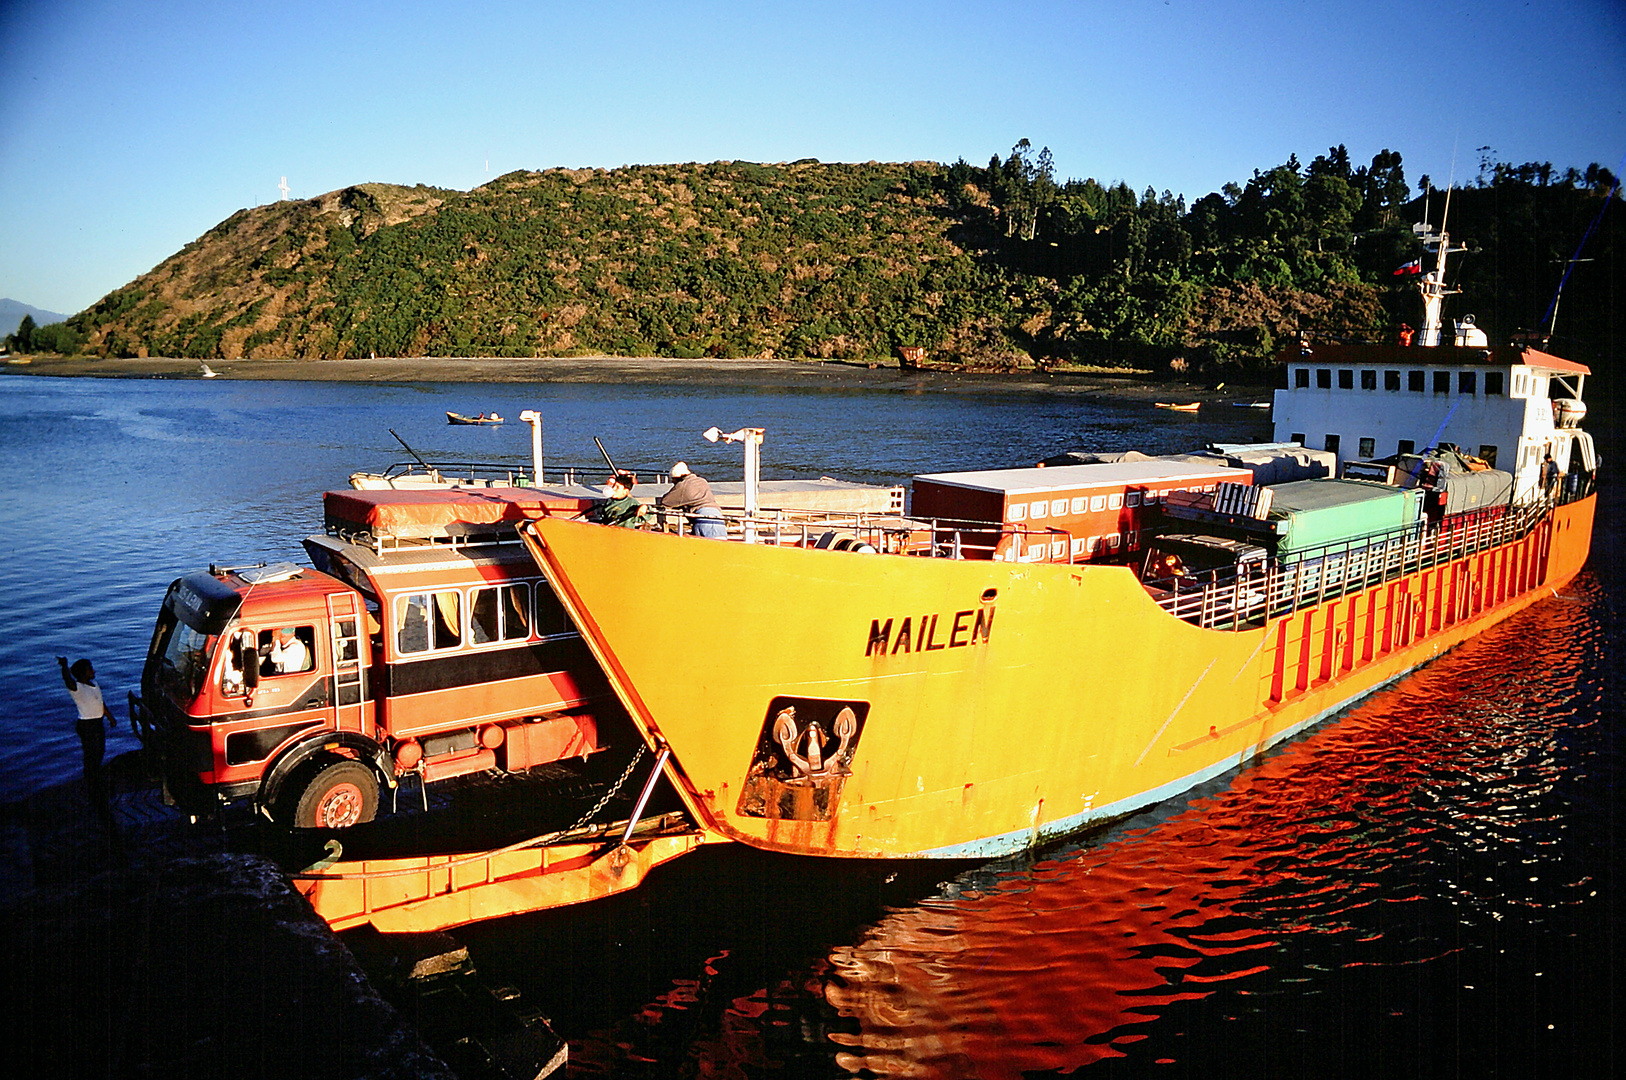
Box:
[0,373,1612,1077]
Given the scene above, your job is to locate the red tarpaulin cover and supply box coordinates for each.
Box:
[324,488,595,535]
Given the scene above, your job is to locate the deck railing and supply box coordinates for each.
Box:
[666,485,1582,632]
[1143,498,1557,630]
[353,460,670,489]
[691,506,1076,561]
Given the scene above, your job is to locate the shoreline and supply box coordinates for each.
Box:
[2,353,1271,404]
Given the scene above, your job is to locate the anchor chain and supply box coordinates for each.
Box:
[564,745,647,834]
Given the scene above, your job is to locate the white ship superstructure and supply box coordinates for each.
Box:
[1272,214,1595,502]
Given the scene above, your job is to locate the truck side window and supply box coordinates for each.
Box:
[535,583,570,636]
[258,626,314,675]
[471,584,531,644]
[397,591,461,655]
[221,629,256,692]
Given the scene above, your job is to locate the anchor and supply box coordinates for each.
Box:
[772,705,857,781]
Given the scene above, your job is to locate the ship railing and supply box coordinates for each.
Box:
[696,508,1075,562]
[1149,499,1553,630]
[351,459,671,490]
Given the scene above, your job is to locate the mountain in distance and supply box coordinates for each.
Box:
[1,299,68,337]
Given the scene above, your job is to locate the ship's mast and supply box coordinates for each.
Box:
[1413,186,1468,347]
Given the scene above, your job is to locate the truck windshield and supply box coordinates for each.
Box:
[156,619,213,702]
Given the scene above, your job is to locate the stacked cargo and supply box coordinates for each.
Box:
[911,459,1252,563]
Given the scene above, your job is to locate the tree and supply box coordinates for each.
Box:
[1353,149,1407,230]
[28,321,85,354]
[6,314,35,353]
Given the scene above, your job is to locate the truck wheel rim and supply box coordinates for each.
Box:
[315,782,365,828]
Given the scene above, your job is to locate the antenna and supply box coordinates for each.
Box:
[278,176,290,201]
[1539,152,1623,345]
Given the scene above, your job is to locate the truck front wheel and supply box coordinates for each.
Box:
[292,759,379,829]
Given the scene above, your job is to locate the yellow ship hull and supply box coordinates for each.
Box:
[520,495,1593,860]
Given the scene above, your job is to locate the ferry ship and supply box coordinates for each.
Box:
[512,224,1597,864]
[294,221,1597,931]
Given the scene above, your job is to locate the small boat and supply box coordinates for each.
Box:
[447,411,503,425]
[1155,402,1200,412]
[1231,401,1271,409]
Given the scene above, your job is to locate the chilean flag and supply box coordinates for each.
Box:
[1393,259,1423,276]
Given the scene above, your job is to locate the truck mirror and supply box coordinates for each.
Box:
[238,634,260,689]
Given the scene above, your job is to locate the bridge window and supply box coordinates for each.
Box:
[1295,368,1310,388]
[1398,439,1416,455]
[1316,369,1332,389]
[1358,437,1375,458]
[1338,369,1354,389]
[1324,434,1341,454]
[1478,445,1498,467]
[1408,371,1425,392]
[1485,371,1504,395]
[1290,432,1305,445]
[1458,371,1477,395]
[1385,370,1401,391]
[1360,370,1377,390]
[1433,371,1450,394]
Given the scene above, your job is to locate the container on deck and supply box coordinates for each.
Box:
[1266,478,1422,555]
[912,460,1253,563]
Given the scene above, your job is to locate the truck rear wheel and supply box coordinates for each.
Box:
[292,759,379,829]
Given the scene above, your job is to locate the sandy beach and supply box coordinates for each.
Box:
[2,353,1266,403]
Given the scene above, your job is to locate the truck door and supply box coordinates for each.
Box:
[327,591,366,734]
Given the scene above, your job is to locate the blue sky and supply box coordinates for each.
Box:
[2,0,1622,316]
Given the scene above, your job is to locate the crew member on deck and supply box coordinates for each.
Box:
[1541,452,1560,499]
[592,472,652,529]
[658,461,727,539]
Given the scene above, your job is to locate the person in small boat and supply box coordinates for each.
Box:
[592,472,652,529]
[657,461,727,539]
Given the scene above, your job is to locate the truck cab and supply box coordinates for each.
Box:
[133,488,610,828]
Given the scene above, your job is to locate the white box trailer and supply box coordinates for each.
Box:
[911,459,1253,563]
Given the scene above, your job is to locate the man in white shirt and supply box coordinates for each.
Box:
[57,656,114,800]
[268,627,309,674]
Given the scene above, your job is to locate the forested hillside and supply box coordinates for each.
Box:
[64,147,1621,377]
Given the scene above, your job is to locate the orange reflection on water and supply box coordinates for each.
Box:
[816,575,1599,1078]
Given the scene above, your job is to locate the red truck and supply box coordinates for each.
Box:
[131,487,612,827]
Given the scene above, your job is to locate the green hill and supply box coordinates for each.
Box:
[67,151,1621,375]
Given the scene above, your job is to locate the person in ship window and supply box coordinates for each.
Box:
[657,461,727,539]
[266,626,310,674]
[590,472,651,529]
